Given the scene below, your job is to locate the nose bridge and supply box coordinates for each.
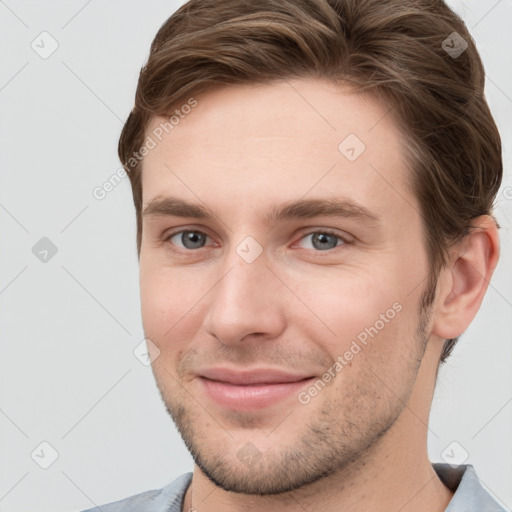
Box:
[219,234,272,298]
[203,238,284,344]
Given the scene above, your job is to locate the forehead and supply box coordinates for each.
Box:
[141,77,414,220]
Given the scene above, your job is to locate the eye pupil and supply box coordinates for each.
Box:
[182,231,206,249]
[312,232,338,250]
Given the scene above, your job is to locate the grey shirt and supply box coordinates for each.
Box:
[80,464,507,511]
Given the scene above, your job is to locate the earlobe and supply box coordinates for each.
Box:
[431,215,500,340]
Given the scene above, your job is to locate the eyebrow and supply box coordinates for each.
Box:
[142,195,380,226]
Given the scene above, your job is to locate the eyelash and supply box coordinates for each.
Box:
[163,228,350,253]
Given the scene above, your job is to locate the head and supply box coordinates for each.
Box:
[119,0,501,496]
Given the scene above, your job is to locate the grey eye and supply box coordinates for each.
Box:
[171,230,208,250]
[299,232,342,251]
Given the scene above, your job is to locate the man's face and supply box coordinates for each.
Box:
[139,78,434,494]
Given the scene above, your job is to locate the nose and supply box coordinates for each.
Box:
[202,243,286,346]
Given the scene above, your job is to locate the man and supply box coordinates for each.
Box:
[83,0,505,510]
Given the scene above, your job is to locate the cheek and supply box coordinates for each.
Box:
[139,264,210,345]
[311,285,418,398]
[289,270,407,353]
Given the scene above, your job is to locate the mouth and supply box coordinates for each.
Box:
[197,367,316,410]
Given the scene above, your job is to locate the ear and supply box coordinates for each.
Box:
[431,215,500,340]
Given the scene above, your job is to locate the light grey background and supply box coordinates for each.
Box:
[0,1,511,511]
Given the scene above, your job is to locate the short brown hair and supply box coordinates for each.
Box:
[118,0,502,363]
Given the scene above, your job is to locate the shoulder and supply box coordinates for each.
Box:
[78,472,193,512]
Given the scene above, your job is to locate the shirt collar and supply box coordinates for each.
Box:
[433,463,507,511]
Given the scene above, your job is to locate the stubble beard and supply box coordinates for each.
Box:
[152,297,433,496]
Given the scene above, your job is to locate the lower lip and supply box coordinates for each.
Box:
[199,377,315,410]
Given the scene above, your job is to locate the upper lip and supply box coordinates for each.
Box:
[198,367,314,385]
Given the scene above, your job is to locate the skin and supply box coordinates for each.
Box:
[138,77,499,512]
